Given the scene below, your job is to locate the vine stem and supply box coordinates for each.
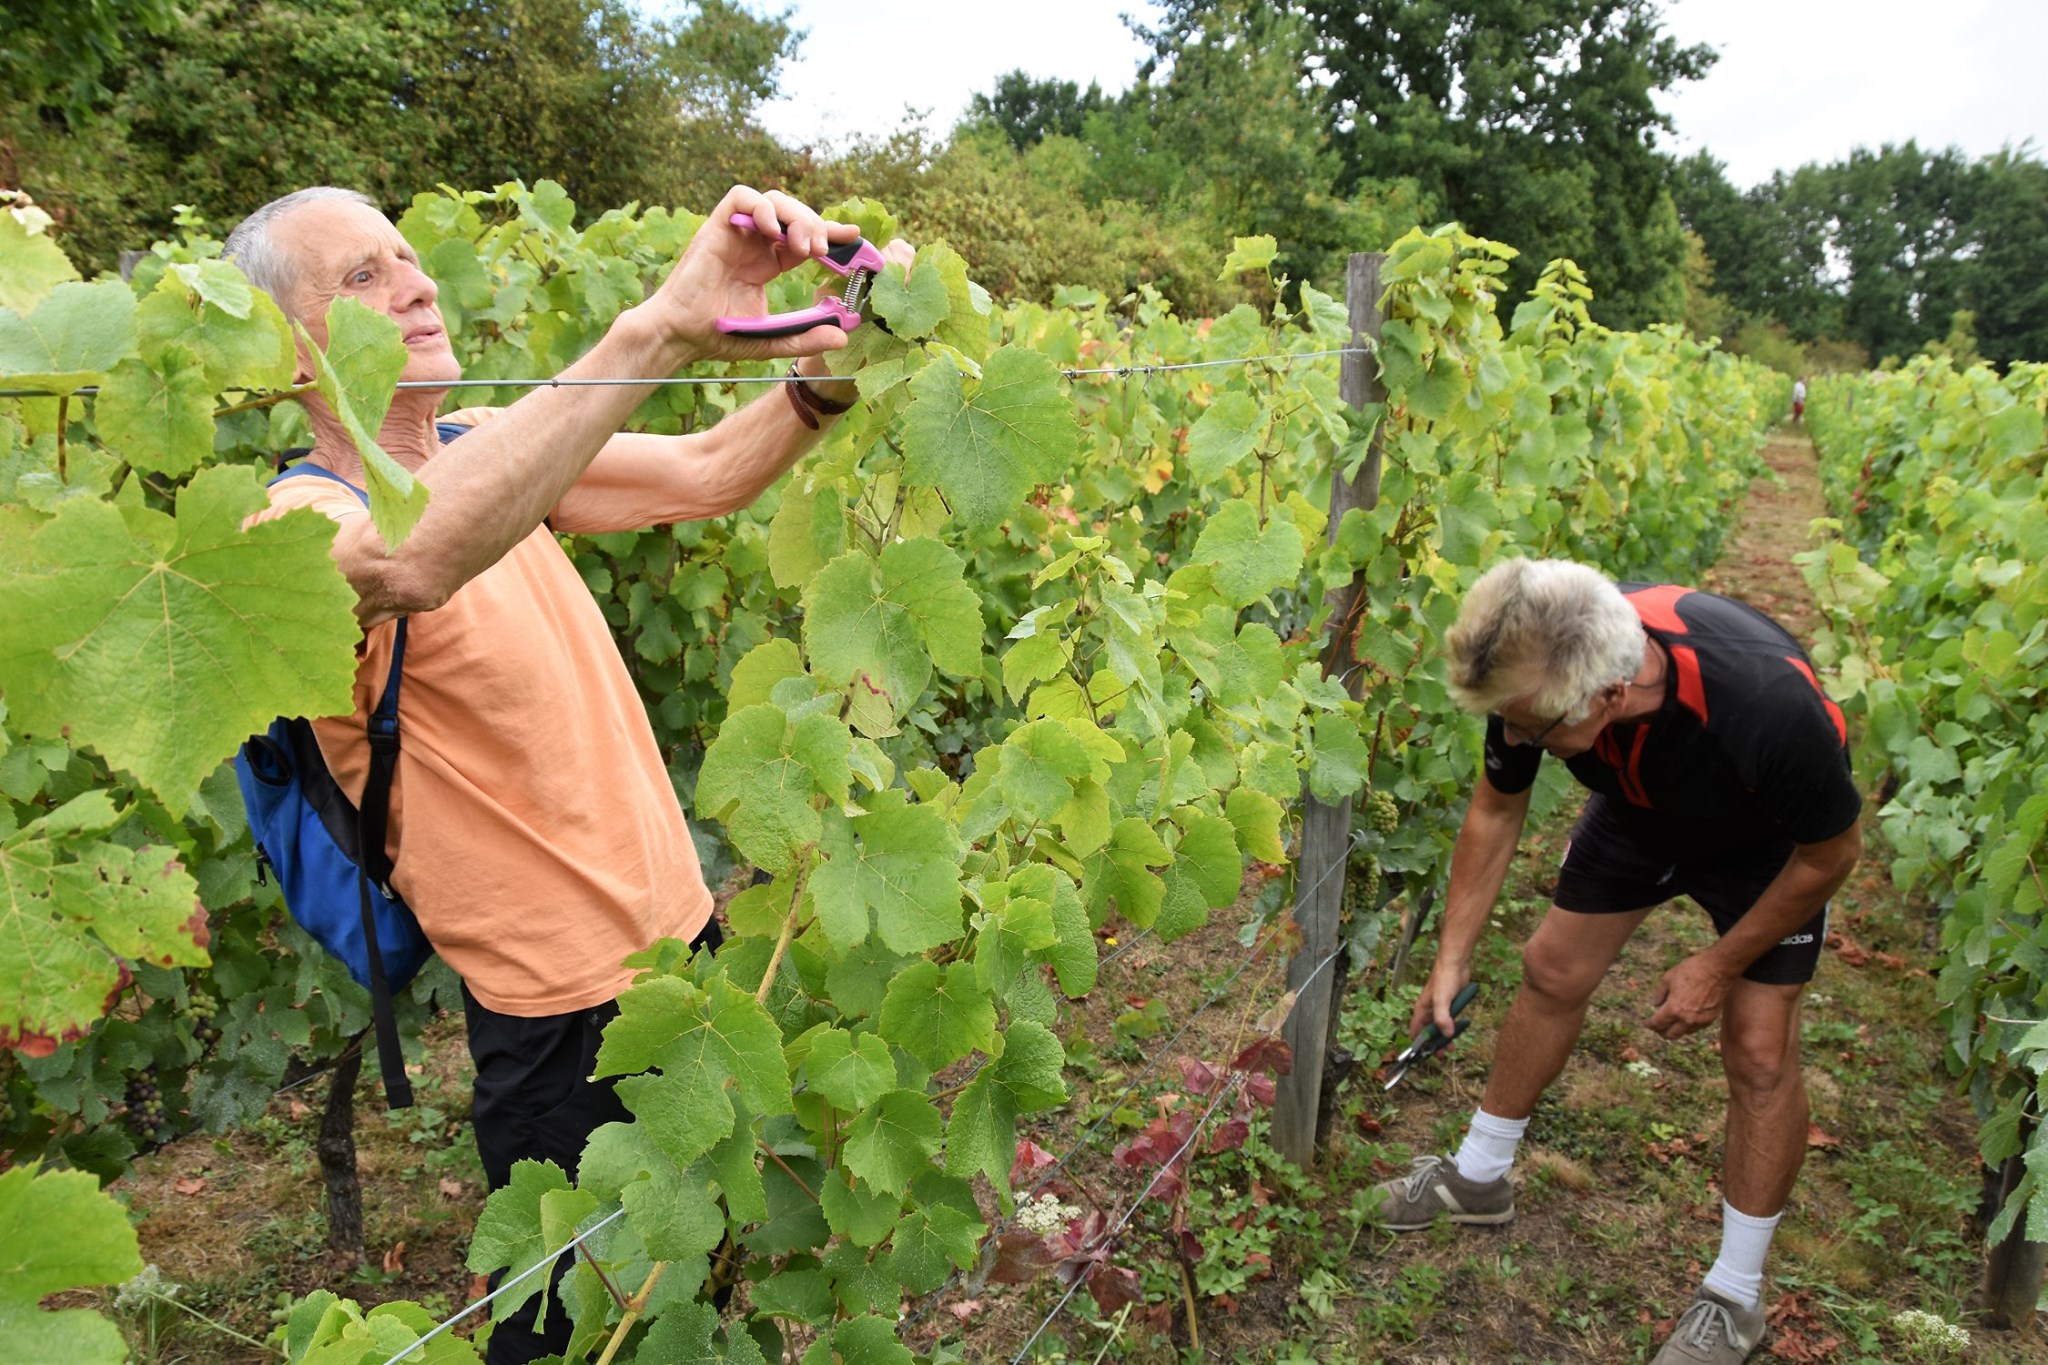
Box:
[210,382,314,420]
[758,1135,820,1202]
[575,1236,631,1312]
[56,394,68,481]
[756,861,810,1005]
[594,1263,668,1365]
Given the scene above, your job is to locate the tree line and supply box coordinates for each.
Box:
[4,0,2045,367]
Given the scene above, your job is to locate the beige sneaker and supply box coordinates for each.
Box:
[1649,1288,1767,1364]
[1366,1154,1515,1231]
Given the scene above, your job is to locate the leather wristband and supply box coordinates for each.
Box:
[786,362,855,430]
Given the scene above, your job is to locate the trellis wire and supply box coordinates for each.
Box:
[376,1205,627,1365]
[0,345,1367,401]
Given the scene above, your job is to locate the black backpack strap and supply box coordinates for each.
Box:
[358,618,412,1108]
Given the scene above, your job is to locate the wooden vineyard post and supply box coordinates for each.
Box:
[1275,252,1387,1167]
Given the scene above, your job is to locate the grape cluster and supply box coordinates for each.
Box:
[1342,851,1381,919]
[183,994,222,1049]
[125,1068,167,1137]
[1366,790,1400,836]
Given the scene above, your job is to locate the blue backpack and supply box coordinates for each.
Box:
[234,427,468,1108]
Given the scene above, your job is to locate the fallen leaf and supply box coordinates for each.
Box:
[382,1241,406,1274]
[173,1176,208,1196]
[1251,991,1297,1036]
[949,1299,983,1324]
[439,1177,466,1198]
[1806,1124,1841,1150]
[288,1099,310,1122]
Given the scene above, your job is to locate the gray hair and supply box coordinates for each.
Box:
[1443,559,1647,722]
[222,187,377,313]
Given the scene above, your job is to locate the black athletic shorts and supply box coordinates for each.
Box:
[1553,795,1827,985]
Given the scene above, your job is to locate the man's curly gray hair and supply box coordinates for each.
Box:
[221,186,376,314]
[1444,559,1647,722]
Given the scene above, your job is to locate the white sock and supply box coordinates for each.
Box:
[1700,1202,1781,1310]
[1452,1108,1529,1184]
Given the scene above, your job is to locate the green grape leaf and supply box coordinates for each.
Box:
[466,1160,597,1326]
[900,345,1080,533]
[694,702,853,876]
[869,259,952,338]
[997,718,1093,822]
[1036,867,1098,997]
[802,1315,914,1365]
[613,1071,736,1169]
[945,1021,1066,1195]
[1186,392,1265,481]
[728,638,804,713]
[136,272,296,393]
[94,346,217,477]
[596,974,794,1116]
[1226,787,1288,863]
[1191,499,1306,607]
[887,1202,983,1293]
[824,1242,898,1314]
[877,960,995,1070]
[803,1028,897,1112]
[750,1266,835,1325]
[282,1294,485,1365]
[622,1162,724,1263]
[300,299,428,549]
[1175,811,1242,907]
[0,464,360,811]
[1081,817,1172,927]
[1221,234,1280,278]
[810,797,965,954]
[1,797,208,1055]
[0,280,136,394]
[0,214,80,316]
[842,1088,943,1197]
[1307,713,1370,803]
[0,1165,142,1362]
[167,260,257,319]
[803,538,982,732]
[767,483,846,591]
[819,1168,902,1247]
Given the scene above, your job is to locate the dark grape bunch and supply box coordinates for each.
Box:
[183,993,222,1049]
[125,1068,168,1136]
[1366,790,1399,836]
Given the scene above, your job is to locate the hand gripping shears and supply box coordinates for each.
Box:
[1382,982,1480,1091]
[714,212,886,338]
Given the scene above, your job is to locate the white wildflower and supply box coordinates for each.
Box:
[1625,1058,1661,1079]
[1016,1193,1082,1235]
[115,1263,182,1311]
[1892,1308,1970,1355]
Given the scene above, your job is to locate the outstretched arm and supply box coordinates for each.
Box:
[1413,776,1534,1037]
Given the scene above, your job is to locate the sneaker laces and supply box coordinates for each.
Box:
[1399,1154,1450,1202]
[1678,1296,1740,1350]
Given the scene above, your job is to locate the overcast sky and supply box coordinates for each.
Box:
[746,0,2046,188]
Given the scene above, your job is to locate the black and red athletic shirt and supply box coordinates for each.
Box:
[1481,584,1862,854]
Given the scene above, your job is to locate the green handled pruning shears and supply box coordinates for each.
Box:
[1382,982,1481,1091]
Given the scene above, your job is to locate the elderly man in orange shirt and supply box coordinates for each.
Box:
[226,184,910,1364]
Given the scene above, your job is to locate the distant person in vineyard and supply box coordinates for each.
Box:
[226,184,912,1365]
[1791,377,1807,424]
[1369,559,1862,1365]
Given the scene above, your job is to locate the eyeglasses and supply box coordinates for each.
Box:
[1493,709,1569,747]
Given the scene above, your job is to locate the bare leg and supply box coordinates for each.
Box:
[1481,906,1654,1120]
[1720,979,1807,1215]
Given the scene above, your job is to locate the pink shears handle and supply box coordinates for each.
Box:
[714,211,886,337]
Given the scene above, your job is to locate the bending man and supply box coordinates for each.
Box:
[1371,558,1861,1365]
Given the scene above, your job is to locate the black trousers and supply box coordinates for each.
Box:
[463,915,722,1364]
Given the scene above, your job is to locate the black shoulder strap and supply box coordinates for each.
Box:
[358,619,412,1109]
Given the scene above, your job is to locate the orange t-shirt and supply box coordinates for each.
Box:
[263,421,712,1016]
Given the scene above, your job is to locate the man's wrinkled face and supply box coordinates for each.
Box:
[1494,681,1624,759]
[273,199,459,388]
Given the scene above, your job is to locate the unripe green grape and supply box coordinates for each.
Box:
[1367,790,1399,836]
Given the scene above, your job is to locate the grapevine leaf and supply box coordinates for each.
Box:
[94,346,216,477]
[886,1202,983,1293]
[167,260,256,320]
[0,464,360,811]
[1191,499,1306,607]
[0,1165,141,1362]
[694,702,852,877]
[1081,817,1172,927]
[824,1242,898,1313]
[945,1020,1066,1195]
[621,1162,724,1263]
[803,539,982,732]
[300,299,428,549]
[900,345,1080,533]
[613,1071,736,1169]
[466,1161,597,1326]
[750,1267,835,1325]
[975,881,1058,996]
[1036,867,1098,997]
[869,259,952,338]
[744,1153,830,1255]
[810,795,965,954]
[0,213,80,316]
[767,483,846,591]
[802,1314,914,1365]
[1176,811,1243,906]
[878,960,996,1070]
[1221,235,1279,277]
[803,1027,897,1112]
[1186,392,1265,481]
[728,638,804,713]
[997,718,1093,822]
[1,800,208,1054]
[596,974,794,1116]
[1226,787,1288,863]
[0,280,136,393]
[1306,713,1371,803]
[819,1168,902,1247]
[282,1294,485,1365]
[135,273,295,393]
[842,1088,943,1197]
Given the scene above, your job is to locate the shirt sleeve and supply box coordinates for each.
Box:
[1480,714,1543,796]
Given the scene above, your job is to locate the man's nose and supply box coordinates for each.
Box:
[395,259,439,311]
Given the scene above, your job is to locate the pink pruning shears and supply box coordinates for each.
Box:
[714,212,887,338]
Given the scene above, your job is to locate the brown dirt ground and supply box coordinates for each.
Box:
[94,433,2037,1364]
